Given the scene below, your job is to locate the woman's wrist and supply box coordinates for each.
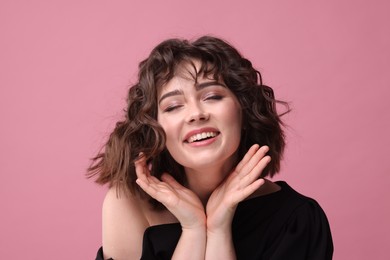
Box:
[180,212,207,230]
[205,210,235,234]
[181,218,207,234]
[205,226,236,260]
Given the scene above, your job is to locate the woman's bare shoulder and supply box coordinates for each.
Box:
[102,186,149,259]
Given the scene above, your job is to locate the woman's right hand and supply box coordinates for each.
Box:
[206,144,270,233]
[135,155,206,230]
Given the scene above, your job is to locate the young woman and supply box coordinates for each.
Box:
[89,36,333,259]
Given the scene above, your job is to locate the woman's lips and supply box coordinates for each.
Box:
[185,132,220,147]
[187,131,219,143]
[183,128,220,143]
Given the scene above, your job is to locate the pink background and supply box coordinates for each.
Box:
[1,0,389,259]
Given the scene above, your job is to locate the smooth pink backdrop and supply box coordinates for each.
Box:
[1,0,389,259]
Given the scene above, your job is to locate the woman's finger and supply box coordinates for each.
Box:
[237,145,269,178]
[136,177,170,201]
[240,155,271,186]
[234,178,265,203]
[235,144,259,173]
[134,153,151,180]
[135,178,155,195]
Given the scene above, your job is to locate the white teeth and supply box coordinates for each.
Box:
[187,132,217,143]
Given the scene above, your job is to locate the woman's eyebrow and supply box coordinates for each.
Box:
[195,81,226,90]
[158,89,183,104]
[158,81,226,104]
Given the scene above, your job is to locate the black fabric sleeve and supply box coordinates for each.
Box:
[264,200,333,260]
[94,223,181,260]
[140,223,181,260]
[140,228,158,260]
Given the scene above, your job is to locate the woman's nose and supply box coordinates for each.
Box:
[186,104,210,123]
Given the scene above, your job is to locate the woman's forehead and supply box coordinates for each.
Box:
[157,61,221,94]
[158,74,216,97]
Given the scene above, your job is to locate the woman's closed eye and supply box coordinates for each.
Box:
[161,93,224,112]
[204,94,224,101]
[163,104,183,112]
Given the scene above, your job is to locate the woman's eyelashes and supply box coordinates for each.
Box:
[163,104,182,112]
[161,93,224,113]
[204,94,223,101]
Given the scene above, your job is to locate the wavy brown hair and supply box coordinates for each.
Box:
[87,35,289,202]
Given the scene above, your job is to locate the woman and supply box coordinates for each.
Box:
[89,36,333,259]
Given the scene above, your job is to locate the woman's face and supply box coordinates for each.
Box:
[157,64,242,172]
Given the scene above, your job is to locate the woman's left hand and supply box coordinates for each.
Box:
[135,154,206,230]
[205,144,271,234]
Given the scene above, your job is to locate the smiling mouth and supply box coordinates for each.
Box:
[186,132,219,143]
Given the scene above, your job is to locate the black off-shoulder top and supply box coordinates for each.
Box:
[96,181,333,260]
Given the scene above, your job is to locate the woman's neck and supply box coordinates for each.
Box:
[184,160,235,207]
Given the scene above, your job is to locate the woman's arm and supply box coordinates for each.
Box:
[171,225,206,260]
[101,187,149,259]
